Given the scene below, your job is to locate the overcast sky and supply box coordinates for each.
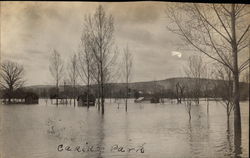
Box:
[0,2,225,86]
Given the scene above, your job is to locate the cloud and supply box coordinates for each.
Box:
[1,2,188,85]
[105,2,165,24]
[171,51,182,58]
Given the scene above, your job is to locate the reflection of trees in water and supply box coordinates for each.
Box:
[124,113,130,158]
[97,115,105,158]
[85,111,105,158]
[223,114,242,158]
[187,120,194,156]
[186,105,210,157]
[224,106,242,158]
[225,118,233,157]
[233,120,242,158]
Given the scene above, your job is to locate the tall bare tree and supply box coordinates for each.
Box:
[0,60,25,103]
[68,53,78,107]
[49,49,64,106]
[166,3,249,135]
[78,32,94,109]
[82,5,117,114]
[122,45,133,112]
[184,55,206,105]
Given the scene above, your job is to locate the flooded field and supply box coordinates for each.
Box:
[0,99,249,158]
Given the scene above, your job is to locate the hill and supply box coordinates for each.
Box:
[22,77,249,100]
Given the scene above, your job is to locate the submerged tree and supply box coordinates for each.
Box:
[0,60,25,103]
[214,64,234,123]
[122,44,133,112]
[68,54,78,107]
[184,55,206,105]
[82,5,117,114]
[49,49,64,106]
[202,65,213,114]
[175,81,185,104]
[78,32,94,109]
[166,3,249,134]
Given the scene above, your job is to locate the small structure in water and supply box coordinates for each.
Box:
[49,93,69,105]
[77,93,96,106]
[134,96,159,103]
[24,92,39,104]
[2,91,39,104]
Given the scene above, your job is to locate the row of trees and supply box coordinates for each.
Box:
[49,6,133,113]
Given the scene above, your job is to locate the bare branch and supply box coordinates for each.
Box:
[194,4,231,44]
[0,60,25,91]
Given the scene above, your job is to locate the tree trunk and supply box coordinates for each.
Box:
[73,83,75,107]
[206,97,209,114]
[231,4,241,142]
[227,113,230,132]
[56,82,59,106]
[97,87,100,111]
[233,72,241,140]
[8,97,11,104]
[125,81,128,112]
[101,83,104,114]
[100,62,104,115]
[87,82,89,109]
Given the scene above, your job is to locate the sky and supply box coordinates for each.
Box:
[1,2,248,86]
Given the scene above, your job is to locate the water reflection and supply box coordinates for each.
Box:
[96,113,105,158]
[234,123,242,158]
[0,100,248,158]
[186,104,209,158]
[225,118,233,157]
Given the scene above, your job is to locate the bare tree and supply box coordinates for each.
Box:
[203,66,212,114]
[49,49,64,106]
[82,5,117,114]
[175,82,185,104]
[184,55,206,105]
[68,54,78,107]
[78,32,94,109]
[214,64,234,123]
[166,3,249,134]
[0,60,25,103]
[122,44,133,112]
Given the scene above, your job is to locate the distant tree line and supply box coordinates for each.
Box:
[9,79,248,101]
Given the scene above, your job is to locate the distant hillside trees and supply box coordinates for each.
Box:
[0,60,25,103]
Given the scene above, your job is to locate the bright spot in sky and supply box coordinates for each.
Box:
[171,51,182,58]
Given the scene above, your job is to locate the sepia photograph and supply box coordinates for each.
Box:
[0,1,249,158]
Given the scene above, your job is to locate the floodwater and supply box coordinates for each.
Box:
[0,99,249,158]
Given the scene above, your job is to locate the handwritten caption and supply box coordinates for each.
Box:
[57,142,146,153]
